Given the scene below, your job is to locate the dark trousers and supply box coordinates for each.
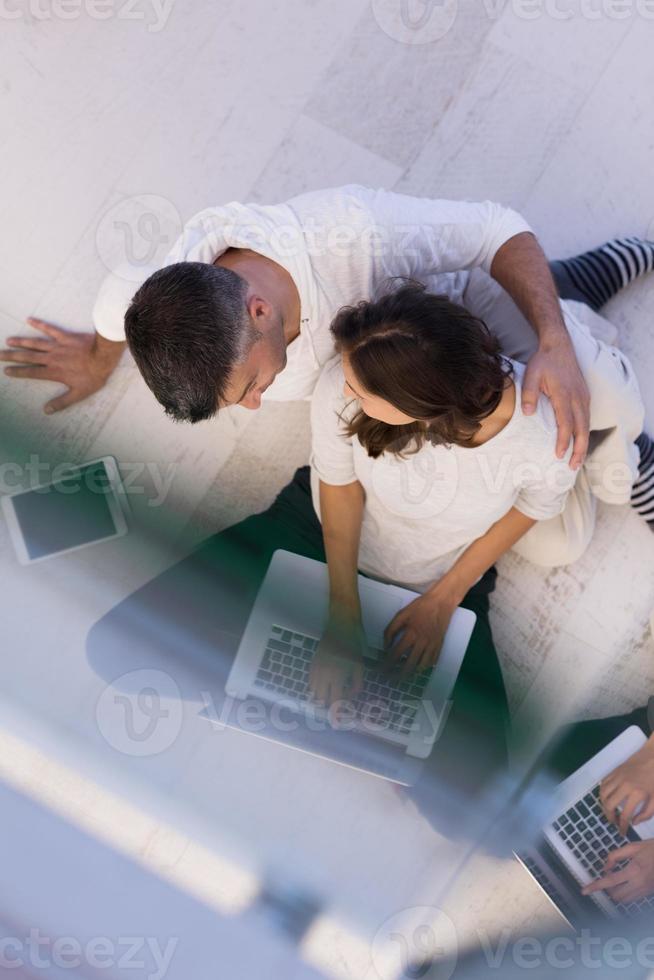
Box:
[88,467,510,833]
[544,706,652,781]
[550,258,604,311]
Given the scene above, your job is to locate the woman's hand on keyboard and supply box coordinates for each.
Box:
[309,613,366,712]
[600,738,654,835]
[383,581,459,674]
[582,840,654,904]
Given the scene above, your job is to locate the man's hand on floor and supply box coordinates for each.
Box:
[521,337,590,470]
[582,839,654,905]
[1,318,126,413]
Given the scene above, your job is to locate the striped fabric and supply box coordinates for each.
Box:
[553,238,654,311]
[632,432,654,528]
[551,238,654,531]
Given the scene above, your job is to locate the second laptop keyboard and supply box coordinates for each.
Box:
[553,783,654,917]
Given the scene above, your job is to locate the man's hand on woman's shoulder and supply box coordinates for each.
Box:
[522,336,591,471]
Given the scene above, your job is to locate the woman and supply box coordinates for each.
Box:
[308,281,583,708]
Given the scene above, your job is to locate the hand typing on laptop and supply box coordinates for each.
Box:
[582,839,654,905]
[308,610,366,709]
[580,734,654,904]
[599,734,654,835]
[383,582,460,674]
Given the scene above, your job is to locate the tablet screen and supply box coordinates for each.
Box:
[11,460,121,560]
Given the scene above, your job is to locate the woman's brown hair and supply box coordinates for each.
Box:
[330,280,513,458]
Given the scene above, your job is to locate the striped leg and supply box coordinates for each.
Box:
[552,239,653,531]
[551,237,654,312]
[632,433,654,530]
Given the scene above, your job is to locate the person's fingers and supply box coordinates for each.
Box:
[384,609,408,647]
[607,880,639,904]
[3,365,48,380]
[315,669,333,707]
[329,699,347,728]
[569,398,590,469]
[308,659,327,702]
[620,792,647,836]
[633,796,654,826]
[307,667,320,700]
[552,398,574,461]
[600,783,626,823]
[0,348,50,366]
[520,362,541,416]
[600,773,618,798]
[4,335,54,352]
[312,663,334,704]
[26,316,66,339]
[348,663,364,698]
[582,866,632,895]
[403,639,427,674]
[44,389,78,415]
[329,674,348,709]
[328,667,351,707]
[412,634,439,672]
[604,843,640,869]
[387,629,416,666]
[419,637,442,672]
[399,636,426,675]
[321,678,335,708]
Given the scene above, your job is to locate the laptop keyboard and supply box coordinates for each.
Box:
[253,624,430,737]
[553,783,654,917]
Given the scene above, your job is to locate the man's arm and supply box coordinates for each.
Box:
[1,318,125,414]
[491,232,590,468]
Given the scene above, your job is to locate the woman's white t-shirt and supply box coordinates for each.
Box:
[310,357,578,593]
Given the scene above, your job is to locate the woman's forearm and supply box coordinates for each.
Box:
[430,507,537,605]
[319,479,365,618]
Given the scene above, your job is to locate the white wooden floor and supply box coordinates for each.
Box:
[2,2,654,977]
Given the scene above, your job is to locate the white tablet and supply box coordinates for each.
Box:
[1,456,128,565]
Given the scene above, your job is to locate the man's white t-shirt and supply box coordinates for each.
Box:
[310,357,577,594]
[93,185,532,401]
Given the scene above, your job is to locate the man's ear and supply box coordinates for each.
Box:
[246,292,272,327]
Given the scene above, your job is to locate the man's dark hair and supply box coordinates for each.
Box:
[124,262,258,423]
[331,280,512,458]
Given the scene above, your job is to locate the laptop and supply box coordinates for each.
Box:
[220,550,477,785]
[516,726,654,926]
